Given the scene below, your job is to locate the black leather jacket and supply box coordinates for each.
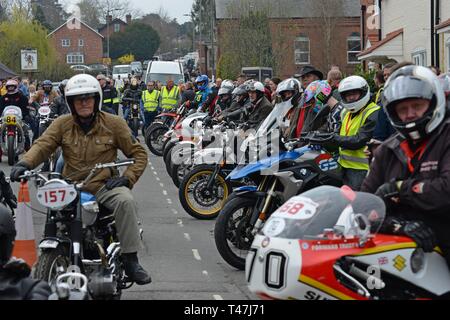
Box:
[50,95,70,118]
[0,259,51,300]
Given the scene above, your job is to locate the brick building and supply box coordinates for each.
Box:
[213,0,362,79]
[47,17,104,66]
[98,14,132,39]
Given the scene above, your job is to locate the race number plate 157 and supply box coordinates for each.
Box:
[37,182,77,210]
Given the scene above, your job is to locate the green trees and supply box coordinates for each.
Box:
[0,9,72,80]
[109,22,160,61]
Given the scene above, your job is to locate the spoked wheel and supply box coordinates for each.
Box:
[214,197,257,270]
[34,246,71,285]
[145,123,168,156]
[179,165,230,220]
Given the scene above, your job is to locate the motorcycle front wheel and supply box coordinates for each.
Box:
[7,135,16,166]
[145,123,168,156]
[179,164,230,220]
[214,197,257,270]
[34,246,71,285]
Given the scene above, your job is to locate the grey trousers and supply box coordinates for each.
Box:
[96,186,142,253]
[342,168,368,191]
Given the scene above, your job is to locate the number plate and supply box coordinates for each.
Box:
[39,106,51,116]
[4,115,17,125]
[37,182,77,210]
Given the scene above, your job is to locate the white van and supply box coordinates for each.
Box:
[145,61,184,85]
[112,64,132,80]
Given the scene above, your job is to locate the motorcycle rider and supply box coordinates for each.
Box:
[0,79,32,154]
[361,65,450,263]
[213,80,235,117]
[97,74,118,115]
[0,203,51,299]
[50,80,70,118]
[217,84,250,122]
[297,65,324,90]
[31,80,57,107]
[242,81,273,130]
[331,76,380,191]
[193,75,213,112]
[123,78,144,134]
[9,74,152,285]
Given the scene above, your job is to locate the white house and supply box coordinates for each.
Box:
[358,0,450,72]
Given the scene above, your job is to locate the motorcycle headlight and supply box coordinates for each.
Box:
[410,248,425,274]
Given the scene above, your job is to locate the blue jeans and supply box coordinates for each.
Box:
[143,110,158,129]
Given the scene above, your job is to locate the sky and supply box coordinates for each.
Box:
[128,0,194,23]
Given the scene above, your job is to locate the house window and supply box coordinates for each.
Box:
[347,32,361,64]
[412,48,427,66]
[66,53,84,64]
[114,23,120,32]
[78,39,84,47]
[61,39,70,47]
[294,35,310,65]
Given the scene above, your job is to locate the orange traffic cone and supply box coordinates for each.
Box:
[12,181,37,267]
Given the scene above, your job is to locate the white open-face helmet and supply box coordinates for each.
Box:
[338,75,371,113]
[246,81,265,94]
[65,74,103,116]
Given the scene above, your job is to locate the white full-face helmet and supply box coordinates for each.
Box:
[338,75,371,113]
[65,74,103,116]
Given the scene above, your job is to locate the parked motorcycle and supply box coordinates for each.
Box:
[23,159,136,300]
[246,185,450,300]
[145,104,189,156]
[214,132,342,270]
[0,106,26,166]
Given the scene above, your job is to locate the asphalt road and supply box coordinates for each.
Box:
[0,137,256,300]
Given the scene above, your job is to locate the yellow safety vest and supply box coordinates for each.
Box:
[338,102,380,171]
[375,87,384,105]
[142,90,160,112]
[161,86,179,110]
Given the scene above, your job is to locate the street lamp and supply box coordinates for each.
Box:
[106,8,121,63]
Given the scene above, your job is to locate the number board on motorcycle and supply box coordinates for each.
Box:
[39,106,51,116]
[273,196,319,220]
[5,115,17,125]
[37,182,77,210]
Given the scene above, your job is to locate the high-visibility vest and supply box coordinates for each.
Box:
[338,102,380,171]
[375,87,384,105]
[142,90,160,112]
[161,86,179,110]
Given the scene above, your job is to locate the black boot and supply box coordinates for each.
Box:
[122,252,152,285]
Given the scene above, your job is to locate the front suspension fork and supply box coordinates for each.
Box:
[250,178,277,235]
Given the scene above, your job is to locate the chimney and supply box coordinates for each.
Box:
[126,14,132,25]
[107,15,112,24]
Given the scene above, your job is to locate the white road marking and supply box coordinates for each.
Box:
[184,233,191,241]
[162,190,168,196]
[213,295,223,300]
[171,208,178,215]
[153,171,158,175]
[151,166,155,170]
[167,198,172,204]
[192,249,202,261]
[177,219,183,227]
[155,177,160,181]
[159,183,164,187]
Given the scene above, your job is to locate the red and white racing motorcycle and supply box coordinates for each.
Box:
[246,186,450,300]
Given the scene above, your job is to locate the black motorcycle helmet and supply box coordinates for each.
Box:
[0,204,16,266]
[59,79,69,97]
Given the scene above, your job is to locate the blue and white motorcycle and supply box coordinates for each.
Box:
[214,132,343,270]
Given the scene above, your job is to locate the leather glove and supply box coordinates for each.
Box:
[397,221,438,253]
[10,162,30,182]
[375,180,402,199]
[105,176,130,190]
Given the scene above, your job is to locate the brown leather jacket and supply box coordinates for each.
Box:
[22,112,148,195]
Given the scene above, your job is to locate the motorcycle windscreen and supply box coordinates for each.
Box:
[255,100,293,135]
[261,186,386,240]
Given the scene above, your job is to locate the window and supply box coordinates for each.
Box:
[66,53,84,64]
[61,39,70,47]
[78,39,84,47]
[114,23,121,32]
[412,48,427,66]
[347,32,361,63]
[294,35,310,65]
